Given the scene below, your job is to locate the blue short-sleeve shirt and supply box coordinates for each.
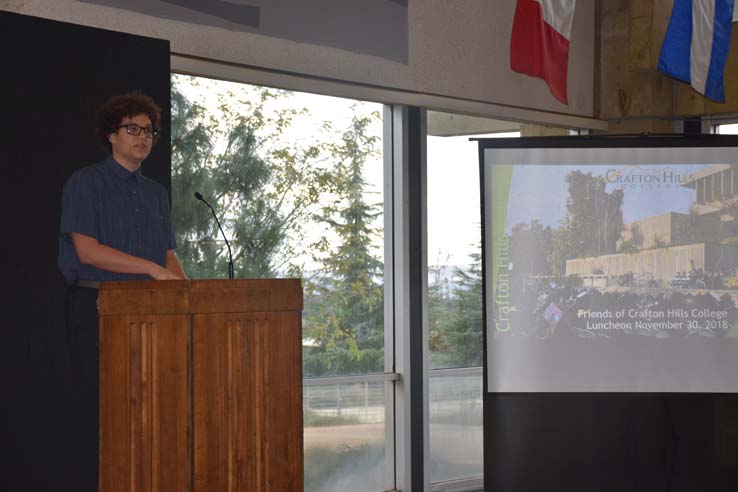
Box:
[58,156,177,284]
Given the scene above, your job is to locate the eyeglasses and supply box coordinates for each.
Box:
[117,124,160,139]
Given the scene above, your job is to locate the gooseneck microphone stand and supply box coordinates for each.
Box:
[193,191,235,279]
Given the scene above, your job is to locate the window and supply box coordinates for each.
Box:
[718,123,738,134]
[169,74,589,491]
[425,112,577,490]
[171,74,393,492]
[426,110,521,489]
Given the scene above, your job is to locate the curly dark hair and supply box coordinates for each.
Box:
[96,91,162,152]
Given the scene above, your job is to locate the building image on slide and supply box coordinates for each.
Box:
[566,164,738,291]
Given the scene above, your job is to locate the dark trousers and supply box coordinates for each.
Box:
[65,286,99,492]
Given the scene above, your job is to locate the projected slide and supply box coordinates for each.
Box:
[484,145,738,392]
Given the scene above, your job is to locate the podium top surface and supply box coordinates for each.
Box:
[98,278,303,316]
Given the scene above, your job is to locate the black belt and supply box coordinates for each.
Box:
[76,280,101,289]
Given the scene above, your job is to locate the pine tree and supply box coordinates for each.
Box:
[435,252,483,368]
[427,261,455,368]
[303,112,384,377]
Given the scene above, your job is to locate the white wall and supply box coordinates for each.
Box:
[3,0,596,121]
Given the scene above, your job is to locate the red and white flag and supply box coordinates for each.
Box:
[509,0,576,104]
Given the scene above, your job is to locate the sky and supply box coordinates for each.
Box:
[427,133,517,267]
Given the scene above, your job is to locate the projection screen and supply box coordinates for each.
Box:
[482,139,738,392]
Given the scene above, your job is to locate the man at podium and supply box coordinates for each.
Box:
[58,92,186,491]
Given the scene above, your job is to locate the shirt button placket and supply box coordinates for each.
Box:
[133,186,142,254]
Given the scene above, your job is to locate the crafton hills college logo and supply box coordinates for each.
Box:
[604,165,696,190]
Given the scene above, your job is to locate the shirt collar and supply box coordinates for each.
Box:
[104,155,143,181]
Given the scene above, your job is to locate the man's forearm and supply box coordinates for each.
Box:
[72,233,179,280]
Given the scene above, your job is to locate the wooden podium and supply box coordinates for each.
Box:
[97,279,304,492]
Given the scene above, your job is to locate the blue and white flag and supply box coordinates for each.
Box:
[658,0,735,102]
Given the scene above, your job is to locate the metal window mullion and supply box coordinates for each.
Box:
[384,104,401,492]
[392,104,412,492]
[303,373,400,387]
[391,105,429,492]
[419,108,431,492]
[384,104,397,378]
[429,366,484,379]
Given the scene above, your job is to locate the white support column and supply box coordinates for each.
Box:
[383,104,400,491]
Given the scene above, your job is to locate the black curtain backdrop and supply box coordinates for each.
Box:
[0,11,170,491]
[479,136,738,492]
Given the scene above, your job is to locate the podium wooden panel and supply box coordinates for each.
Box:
[98,279,303,492]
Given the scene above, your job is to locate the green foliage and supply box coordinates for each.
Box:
[618,223,643,253]
[171,76,333,278]
[171,76,394,380]
[549,170,624,273]
[171,76,386,377]
[653,235,667,248]
[725,269,738,288]
[547,227,570,276]
[428,261,455,357]
[627,223,643,250]
[429,251,484,368]
[729,321,738,338]
[509,220,553,292]
[302,112,385,377]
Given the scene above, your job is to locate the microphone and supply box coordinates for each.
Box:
[194,192,235,279]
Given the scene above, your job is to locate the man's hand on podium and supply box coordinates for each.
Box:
[148,263,184,280]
